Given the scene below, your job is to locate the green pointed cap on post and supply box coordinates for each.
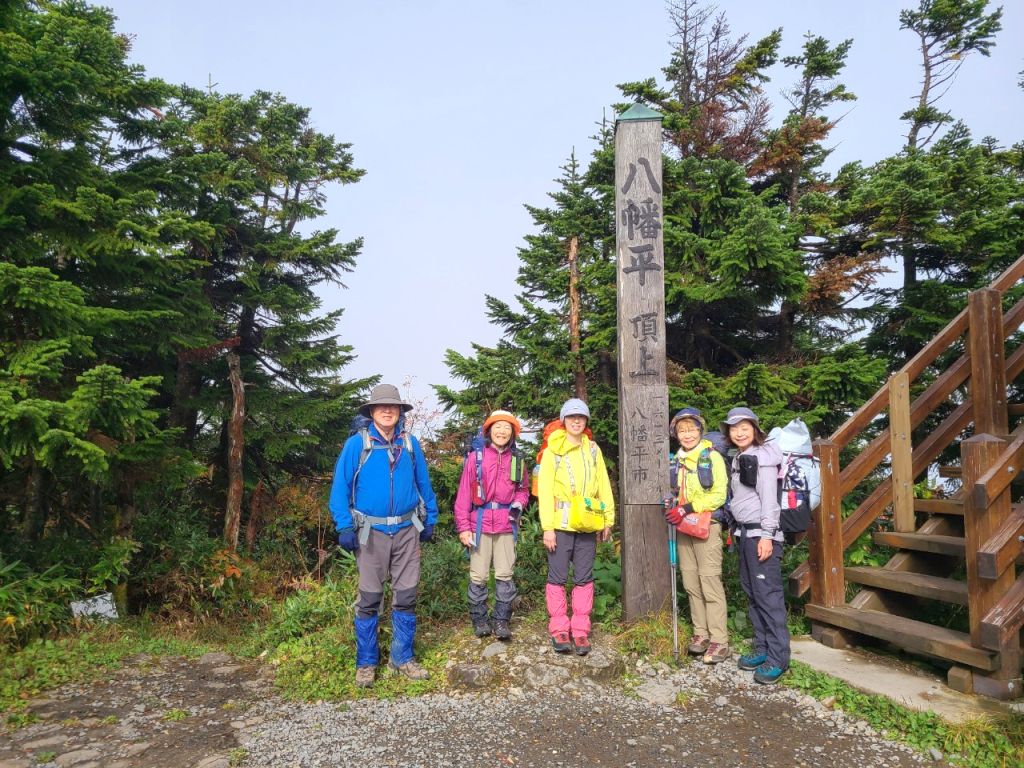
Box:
[616,103,664,122]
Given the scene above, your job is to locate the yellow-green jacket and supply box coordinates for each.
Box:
[538,429,616,531]
[673,439,728,513]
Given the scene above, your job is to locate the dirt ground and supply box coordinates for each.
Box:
[0,629,941,768]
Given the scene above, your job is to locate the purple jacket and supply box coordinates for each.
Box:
[454,445,530,535]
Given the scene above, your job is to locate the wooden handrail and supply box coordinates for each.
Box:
[791,399,974,596]
[793,337,1024,597]
[974,430,1024,509]
[794,255,1024,599]
[979,573,1024,651]
[829,255,1024,451]
[976,503,1024,580]
[836,297,1024,500]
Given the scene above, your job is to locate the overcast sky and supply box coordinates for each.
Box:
[108,0,1024,409]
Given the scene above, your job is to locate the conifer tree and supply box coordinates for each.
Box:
[136,88,372,543]
[438,148,618,447]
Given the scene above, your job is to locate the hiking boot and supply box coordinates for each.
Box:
[355,665,376,688]
[551,632,572,653]
[572,635,591,656]
[472,619,492,638]
[493,620,512,640]
[686,635,710,655]
[388,659,431,681]
[753,662,787,685]
[737,652,767,671]
[703,642,730,665]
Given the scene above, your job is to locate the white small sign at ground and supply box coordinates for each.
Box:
[70,592,119,620]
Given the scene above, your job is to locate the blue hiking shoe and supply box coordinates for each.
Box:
[737,652,766,671]
[753,662,787,685]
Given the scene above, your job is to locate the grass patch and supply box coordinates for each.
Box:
[614,612,690,665]
[783,660,1024,768]
[161,708,189,722]
[269,623,452,701]
[0,617,249,726]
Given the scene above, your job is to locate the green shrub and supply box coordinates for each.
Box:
[0,558,82,648]
[261,579,358,648]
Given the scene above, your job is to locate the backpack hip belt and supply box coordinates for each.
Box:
[471,501,517,547]
[352,508,425,545]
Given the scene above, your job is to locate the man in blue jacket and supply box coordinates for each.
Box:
[330,383,439,688]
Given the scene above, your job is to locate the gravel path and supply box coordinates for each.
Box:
[0,629,946,768]
[241,638,939,768]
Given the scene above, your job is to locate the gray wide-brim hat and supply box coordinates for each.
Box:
[719,406,766,441]
[358,383,413,418]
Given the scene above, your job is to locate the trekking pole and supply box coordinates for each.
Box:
[669,522,679,664]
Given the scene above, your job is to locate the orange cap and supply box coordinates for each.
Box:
[483,410,521,438]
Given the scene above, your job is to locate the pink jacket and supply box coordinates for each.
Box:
[454,445,530,535]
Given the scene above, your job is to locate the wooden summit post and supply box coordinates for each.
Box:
[615,104,672,621]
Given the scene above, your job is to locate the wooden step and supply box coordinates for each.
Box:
[1008,404,1024,417]
[873,531,966,557]
[938,465,961,479]
[915,498,963,516]
[804,604,1000,670]
[844,566,968,605]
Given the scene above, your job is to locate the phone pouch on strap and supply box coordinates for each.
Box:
[738,454,759,488]
[568,496,605,533]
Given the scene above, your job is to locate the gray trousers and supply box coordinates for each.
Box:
[355,524,420,618]
[738,534,790,668]
[546,530,597,586]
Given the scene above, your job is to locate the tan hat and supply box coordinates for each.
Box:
[358,383,413,418]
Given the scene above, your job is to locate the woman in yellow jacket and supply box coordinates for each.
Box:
[663,408,730,664]
[538,398,615,655]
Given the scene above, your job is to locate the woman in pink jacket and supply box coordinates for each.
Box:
[454,410,530,640]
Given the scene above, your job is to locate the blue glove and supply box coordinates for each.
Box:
[419,524,434,543]
[338,530,359,552]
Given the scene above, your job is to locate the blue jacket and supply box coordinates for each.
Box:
[329,423,439,534]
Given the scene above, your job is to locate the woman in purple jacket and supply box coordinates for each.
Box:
[454,410,530,640]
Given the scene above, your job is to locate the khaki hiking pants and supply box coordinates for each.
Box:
[678,520,728,645]
[469,532,516,584]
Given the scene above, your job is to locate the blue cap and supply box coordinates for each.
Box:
[559,398,591,422]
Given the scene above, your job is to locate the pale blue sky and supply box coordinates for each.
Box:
[108,0,1024,407]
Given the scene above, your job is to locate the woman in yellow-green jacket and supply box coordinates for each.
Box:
[537,398,615,656]
[664,407,730,664]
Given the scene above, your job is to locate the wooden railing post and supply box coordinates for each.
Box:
[808,439,844,609]
[962,434,1022,699]
[888,373,914,532]
[969,288,1008,437]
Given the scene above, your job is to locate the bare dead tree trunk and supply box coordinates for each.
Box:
[224,350,246,551]
[567,235,588,401]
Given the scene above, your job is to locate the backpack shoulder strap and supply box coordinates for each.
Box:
[352,428,374,506]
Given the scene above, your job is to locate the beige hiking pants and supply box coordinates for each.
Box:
[469,532,516,584]
[678,521,728,645]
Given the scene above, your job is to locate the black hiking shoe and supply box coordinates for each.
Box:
[472,619,492,638]
[493,620,512,640]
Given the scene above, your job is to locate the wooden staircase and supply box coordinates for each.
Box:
[794,255,1024,700]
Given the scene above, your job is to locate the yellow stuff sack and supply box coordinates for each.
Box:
[568,496,605,533]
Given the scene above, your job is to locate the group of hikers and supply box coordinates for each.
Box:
[329,383,805,689]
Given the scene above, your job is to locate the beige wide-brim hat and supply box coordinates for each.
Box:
[358,383,413,418]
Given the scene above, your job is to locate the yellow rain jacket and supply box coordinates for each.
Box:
[538,429,616,532]
[673,438,728,513]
